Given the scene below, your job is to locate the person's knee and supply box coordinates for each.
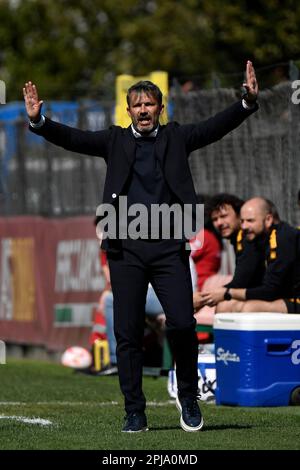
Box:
[241,301,257,312]
[166,319,196,332]
[215,302,224,313]
[115,332,144,350]
[165,322,197,345]
[216,301,229,313]
[216,300,244,313]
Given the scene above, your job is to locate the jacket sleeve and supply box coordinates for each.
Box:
[179,101,258,153]
[225,239,264,289]
[29,117,111,159]
[246,229,296,301]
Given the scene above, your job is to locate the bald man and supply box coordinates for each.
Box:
[201,197,300,313]
[193,193,266,310]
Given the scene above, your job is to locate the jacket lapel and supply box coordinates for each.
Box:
[122,127,136,168]
[155,127,168,166]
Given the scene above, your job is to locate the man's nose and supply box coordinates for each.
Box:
[140,104,147,113]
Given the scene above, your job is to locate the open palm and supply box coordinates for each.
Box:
[23,81,43,121]
[243,60,258,103]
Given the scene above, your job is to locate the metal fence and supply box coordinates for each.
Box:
[173,81,300,226]
[0,101,113,217]
[1,82,299,224]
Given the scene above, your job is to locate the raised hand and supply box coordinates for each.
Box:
[23,81,43,122]
[243,60,258,103]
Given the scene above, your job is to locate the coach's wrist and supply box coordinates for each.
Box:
[242,98,256,110]
[29,114,45,128]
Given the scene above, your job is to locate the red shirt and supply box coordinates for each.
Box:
[190,229,222,291]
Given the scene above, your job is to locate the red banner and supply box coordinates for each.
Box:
[0,216,105,351]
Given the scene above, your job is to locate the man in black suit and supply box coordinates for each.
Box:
[23,61,258,432]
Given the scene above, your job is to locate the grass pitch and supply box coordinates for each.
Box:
[0,359,300,450]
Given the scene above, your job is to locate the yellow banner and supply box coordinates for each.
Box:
[9,238,35,321]
[115,71,168,127]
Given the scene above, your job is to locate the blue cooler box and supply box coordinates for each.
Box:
[214,313,300,406]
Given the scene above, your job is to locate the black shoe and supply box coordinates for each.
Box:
[176,396,204,432]
[96,365,118,376]
[122,412,149,433]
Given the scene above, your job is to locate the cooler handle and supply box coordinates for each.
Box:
[264,338,292,356]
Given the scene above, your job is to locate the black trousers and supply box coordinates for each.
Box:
[107,238,199,414]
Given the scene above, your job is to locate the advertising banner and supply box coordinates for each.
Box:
[0,216,104,351]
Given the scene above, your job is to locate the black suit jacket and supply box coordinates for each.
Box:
[30,100,258,249]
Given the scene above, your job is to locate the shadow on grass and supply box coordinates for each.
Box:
[149,426,183,431]
[202,424,252,432]
[150,424,252,432]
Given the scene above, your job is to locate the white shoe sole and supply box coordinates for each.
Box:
[121,427,149,433]
[176,396,204,432]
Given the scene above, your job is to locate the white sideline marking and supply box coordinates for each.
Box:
[0,415,52,426]
[0,400,175,407]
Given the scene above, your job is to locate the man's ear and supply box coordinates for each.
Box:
[159,104,164,116]
[126,107,131,118]
[265,213,274,229]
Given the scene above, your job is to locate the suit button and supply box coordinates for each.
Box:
[112,193,117,199]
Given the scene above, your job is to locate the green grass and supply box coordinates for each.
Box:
[0,359,300,450]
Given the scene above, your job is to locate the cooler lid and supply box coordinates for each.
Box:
[213,313,300,331]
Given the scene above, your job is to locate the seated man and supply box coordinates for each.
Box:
[194,193,265,310]
[190,194,223,293]
[202,197,300,314]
